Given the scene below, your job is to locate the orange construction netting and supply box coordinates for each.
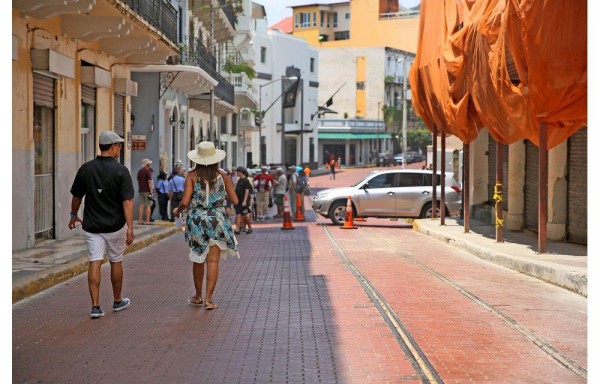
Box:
[409,0,587,148]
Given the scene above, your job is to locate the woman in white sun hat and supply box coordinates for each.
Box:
[172,141,239,310]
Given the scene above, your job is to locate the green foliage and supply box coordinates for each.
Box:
[223,57,255,79]
[382,105,400,131]
[407,129,432,154]
[384,75,395,84]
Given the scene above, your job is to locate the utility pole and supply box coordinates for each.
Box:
[401,58,408,169]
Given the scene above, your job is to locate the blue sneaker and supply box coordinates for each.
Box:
[90,307,104,319]
[113,298,131,312]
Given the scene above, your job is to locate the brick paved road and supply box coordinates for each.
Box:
[13,166,586,383]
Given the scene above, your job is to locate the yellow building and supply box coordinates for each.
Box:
[291,0,419,52]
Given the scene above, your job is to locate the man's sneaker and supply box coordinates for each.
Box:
[90,307,104,319]
[113,297,131,312]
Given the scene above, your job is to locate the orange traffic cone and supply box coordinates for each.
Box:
[281,194,295,230]
[295,193,305,221]
[340,196,358,229]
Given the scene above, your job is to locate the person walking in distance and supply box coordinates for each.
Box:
[172,141,239,310]
[233,166,253,234]
[156,171,170,221]
[253,166,276,221]
[68,131,134,319]
[169,167,185,222]
[137,158,154,225]
[329,158,336,180]
[287,166,298,218]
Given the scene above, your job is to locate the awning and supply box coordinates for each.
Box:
[318,133,392,140]
[132,64,217,96]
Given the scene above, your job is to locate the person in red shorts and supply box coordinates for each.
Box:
[253,166,277,221]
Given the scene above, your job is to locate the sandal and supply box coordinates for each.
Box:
[204,300,218,310]
[188,296,203,306]
[246,229,253,234]
[234,230,241,234]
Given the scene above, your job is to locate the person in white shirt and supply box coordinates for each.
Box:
[273,167,287,218]
[287,166,298,217]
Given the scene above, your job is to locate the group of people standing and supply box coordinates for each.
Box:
[135,158,187,224]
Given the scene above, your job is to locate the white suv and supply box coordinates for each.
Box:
[312,169,462,225]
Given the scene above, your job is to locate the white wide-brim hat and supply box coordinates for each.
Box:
[187,141,226,165]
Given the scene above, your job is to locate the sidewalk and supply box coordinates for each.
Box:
[413,217,587,296]
[12,221,181,303]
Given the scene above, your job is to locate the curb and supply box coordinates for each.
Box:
[413,221,587,297]
[12,227,180,304]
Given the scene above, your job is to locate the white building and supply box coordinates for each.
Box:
[247,17,320,167]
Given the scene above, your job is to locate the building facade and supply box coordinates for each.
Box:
[290,0,421,167]
[12,0,179,250]
[248,20,319,168]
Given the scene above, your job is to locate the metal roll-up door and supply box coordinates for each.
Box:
[82,84,96,106]
[524,140,539,231]
[487,134,509,207]
[567,127,587,245]
[33,73,55,107]
[114,94,125,137]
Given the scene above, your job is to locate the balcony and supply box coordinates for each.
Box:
[177,35,233,106]
[13,0,177,63]
[190,0,236,43]
[180,36,217,77]
[227,72,258,109]
[122,0,178,44]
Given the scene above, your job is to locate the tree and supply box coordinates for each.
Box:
[407,128,432,154]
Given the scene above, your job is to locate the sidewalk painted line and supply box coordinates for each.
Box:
[321,224,443,384]
[370,230,588,382]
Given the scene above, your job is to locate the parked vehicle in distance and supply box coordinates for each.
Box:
[408,152,424,163]
[393,153,403,164]
[377,153,395,167]
[312,169,462,225]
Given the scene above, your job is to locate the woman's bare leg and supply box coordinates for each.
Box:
[191,261,205,303]
[204,245,221,308]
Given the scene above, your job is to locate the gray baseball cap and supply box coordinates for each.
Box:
[99,131,124,145]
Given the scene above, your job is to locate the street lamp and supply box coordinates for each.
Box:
[398,57,409,169]
[257,75,298,166]
[377,102,382,155]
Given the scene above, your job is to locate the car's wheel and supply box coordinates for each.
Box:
[329,200,349,225]
[419,202,448,218]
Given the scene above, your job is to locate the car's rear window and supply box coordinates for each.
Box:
[423,174,442,186]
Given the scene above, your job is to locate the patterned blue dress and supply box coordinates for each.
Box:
[185,174,239,263]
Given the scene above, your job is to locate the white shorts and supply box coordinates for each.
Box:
[83,225,127,263]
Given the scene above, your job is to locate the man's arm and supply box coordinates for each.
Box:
[147,172,153,195]
[68,196,83,229]
[123,198,134,245]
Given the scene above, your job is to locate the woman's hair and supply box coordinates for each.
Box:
[194,163,220,190]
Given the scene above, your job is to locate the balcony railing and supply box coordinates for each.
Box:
[213,71,235,106]
[179,35,234,106]
[380,10,420,19]
[180,36,217,75]
[123,0,178,44]
[218,0,236,28]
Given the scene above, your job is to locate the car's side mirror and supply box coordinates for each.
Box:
[360,183,369,190]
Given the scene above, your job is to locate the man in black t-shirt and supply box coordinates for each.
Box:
[69,131,135,319]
